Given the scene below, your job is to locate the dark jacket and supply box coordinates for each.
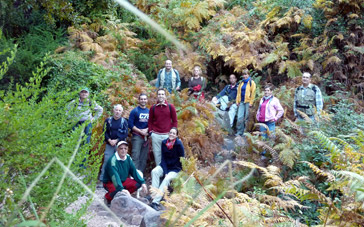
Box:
[104,117,128,144]
[216,84,238,101]
[160,138,185,174]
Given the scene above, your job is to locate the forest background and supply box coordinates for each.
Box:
[1,0,364,226]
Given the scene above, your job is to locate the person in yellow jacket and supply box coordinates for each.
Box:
[232,69,256,136]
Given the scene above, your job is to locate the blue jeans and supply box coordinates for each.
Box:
[236,103,250,135]
[73,121,92,144]
[73,121,92,168]
[259,121,276,139]
[99,144,116,181]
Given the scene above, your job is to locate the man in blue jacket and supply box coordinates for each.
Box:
[128,94,149,173]
[212,74,238,127]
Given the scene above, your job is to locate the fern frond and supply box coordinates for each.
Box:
[258,194,303,212]
[296,110,313,123]
[256,141,280,165]
[301,161,335,182]
[309,131,341,160]
[332,170,364,206]
[279,148,299,168]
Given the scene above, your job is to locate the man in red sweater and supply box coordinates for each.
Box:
[148,88,178,166]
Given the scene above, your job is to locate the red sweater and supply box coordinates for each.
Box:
[148,101,178,134]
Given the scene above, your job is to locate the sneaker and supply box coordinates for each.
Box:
[150,202,160,211]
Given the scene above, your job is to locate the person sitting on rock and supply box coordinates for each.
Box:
[103,141,148,206]
[212,74,238,128]
[187,65,206,101]
[150,127,184,211]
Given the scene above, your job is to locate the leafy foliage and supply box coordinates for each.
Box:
[0,54,103,226]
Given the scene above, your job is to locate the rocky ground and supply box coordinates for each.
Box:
[65,187,161,227]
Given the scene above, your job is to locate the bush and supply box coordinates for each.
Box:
[0,24,67,90]
[0,55,103,226]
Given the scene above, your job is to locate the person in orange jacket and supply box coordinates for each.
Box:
[234,69,256,136]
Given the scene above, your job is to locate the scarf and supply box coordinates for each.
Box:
[160,68,177,89]
[166,138,176,150]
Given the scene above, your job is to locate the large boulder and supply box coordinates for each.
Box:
[111,193,161,227]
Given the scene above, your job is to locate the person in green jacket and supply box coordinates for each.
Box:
[102,141,148,205]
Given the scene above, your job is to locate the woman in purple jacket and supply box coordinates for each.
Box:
[256,85,284,139]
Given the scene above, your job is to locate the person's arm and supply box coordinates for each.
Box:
[249,81,256,106]
[236,83,242,104]
[155,70,162,88]
[147,105,154,133]
[117,118,128,141]
[175,70,181,90]
[256,99,262,121]
[293,88,298,117]
[129,157,145,185]
[109,164,124,192]
[216,86,228,99]
[176,140,185,172]
[201,77,207,92]
[315,86,323,115]
[93,102,103,121]
[170,104,178,128]
[104,119,110,142]
[160,144,168,174]
[128,109,135,130]
[274,99,284,121]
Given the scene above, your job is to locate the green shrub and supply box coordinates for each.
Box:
[0,54,103,226]
[0,25,67,90]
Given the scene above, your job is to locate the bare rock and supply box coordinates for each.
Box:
[111,193,161,227]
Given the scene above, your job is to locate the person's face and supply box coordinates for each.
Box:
[264,88,272,97]
[157,90,166,103]
[165,60,172,70]
[79,90,89,100]
[139,95,148,107]
[302,74,311,86]
[193,67,201,77]
[117,144,128,159]
[229,74,237,85]
[168,128,178,140]
[242,72,249,80]
[113,106,123,118]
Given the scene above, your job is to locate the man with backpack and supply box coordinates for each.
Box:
[155,60,181,93]
[294,72,323,120]
[148,88,178,166]
[67,87,103,144]
[99,104,128,181]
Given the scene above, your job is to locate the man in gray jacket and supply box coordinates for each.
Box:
[67,87,103,143]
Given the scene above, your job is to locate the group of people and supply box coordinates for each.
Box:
[68,60,323,211]
[211,71,323,139]
[68,86,184,211]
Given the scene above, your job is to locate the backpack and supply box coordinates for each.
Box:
[107,117,127,134]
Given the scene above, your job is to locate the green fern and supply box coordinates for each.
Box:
[332,170,364,206]
[309,131,341,161]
